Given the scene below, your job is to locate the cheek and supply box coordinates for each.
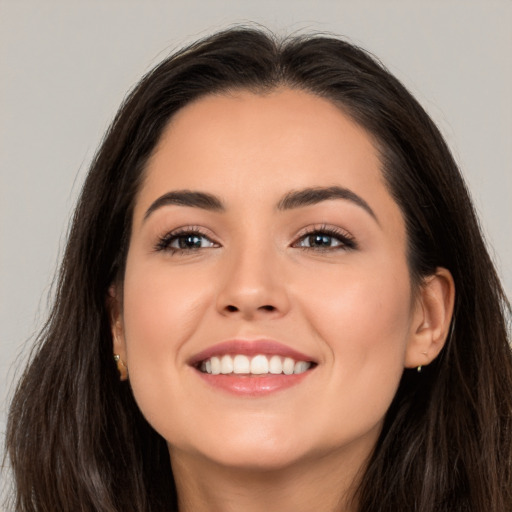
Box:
[301,258,412,350]
[122,255,212,352]
[296,259,412,429]
[120,255,214,427]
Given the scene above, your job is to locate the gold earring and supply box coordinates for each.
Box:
[417,365,422,373]
[113,354,128,380]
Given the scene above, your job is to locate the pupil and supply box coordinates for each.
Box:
[310,234,331,247]
[179,235,202,249]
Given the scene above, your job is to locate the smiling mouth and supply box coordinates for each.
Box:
[198,354,314,376]
[190,340,317,394]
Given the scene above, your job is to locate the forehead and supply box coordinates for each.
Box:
[151,88,380,182]
[135,88,402,233]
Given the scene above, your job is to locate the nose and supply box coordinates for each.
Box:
[216,243,290,320]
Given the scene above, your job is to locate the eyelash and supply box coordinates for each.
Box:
[154,226,218,254]
[154,225,357,254]
[294,225,357,251]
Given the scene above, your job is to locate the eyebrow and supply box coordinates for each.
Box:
[144,190,224,221]
[277,186,379,223]
[143,186,378,224]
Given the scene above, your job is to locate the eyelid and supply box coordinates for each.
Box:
[292,224,357,250]
[154,225,221,253]
[153,223,356,253]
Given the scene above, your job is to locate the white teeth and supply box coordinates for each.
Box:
[233,355,250,374]
[250,355,269,374]
[294,361,310,374]
[200,354,312,376]
[269,355,283,374]
[220,355,233,374]
[283,357,295,375]
[210,356,221,375]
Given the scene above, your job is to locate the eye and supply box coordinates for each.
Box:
[155,228,219,253]
[294,226,357,251]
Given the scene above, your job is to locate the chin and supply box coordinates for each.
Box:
[175,426,312,472]
[204,443,308,471]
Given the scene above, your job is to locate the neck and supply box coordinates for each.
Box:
[169,445,368,512]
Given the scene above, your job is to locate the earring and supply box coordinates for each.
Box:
[417,351,429,373]
[113,354,128,380]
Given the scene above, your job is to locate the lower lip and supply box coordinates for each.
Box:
[195,370,313,396]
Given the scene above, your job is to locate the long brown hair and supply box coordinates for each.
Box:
[5,27,512,511]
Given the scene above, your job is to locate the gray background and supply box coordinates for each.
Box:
[1,0,511,495]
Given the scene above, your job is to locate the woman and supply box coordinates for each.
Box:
[5,27,512,511]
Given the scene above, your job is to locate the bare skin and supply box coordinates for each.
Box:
[170,441,368,512]
[111,88,455,511]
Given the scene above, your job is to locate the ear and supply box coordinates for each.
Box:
[405,267,455,369]
[107,284,128,380]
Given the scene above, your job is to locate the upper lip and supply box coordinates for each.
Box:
[188,339,317,367]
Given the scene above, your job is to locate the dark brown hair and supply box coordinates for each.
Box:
[5,27,512,511]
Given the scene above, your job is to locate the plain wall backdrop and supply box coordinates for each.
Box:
[1,0,511,489]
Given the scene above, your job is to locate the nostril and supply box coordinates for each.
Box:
[224,304,276,313]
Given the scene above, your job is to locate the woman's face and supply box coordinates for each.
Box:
[114,88,424,472]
